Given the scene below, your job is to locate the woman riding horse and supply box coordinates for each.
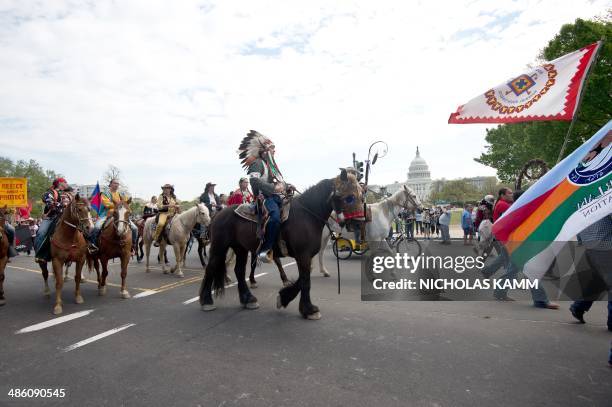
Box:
[153,184,179,247]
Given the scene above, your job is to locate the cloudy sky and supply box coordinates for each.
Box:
[0,0,608,200]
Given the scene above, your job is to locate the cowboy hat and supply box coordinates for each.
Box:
[161,183,174,189]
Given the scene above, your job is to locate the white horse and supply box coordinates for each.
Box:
[318,185,420,276]
[143,203,211,277]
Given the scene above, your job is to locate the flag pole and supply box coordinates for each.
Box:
[556,40,604,163]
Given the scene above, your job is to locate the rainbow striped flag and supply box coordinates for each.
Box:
[493,120,612,280]
[89,181,102,215]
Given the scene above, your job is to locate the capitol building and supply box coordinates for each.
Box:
[379,147,432,202]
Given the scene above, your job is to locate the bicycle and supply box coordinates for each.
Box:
[386,229,422,257]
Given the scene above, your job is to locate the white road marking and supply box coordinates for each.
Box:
[182,272,268,305]
[132,290,157,299]
[284,261,296,267]
[62,323,136,352]
[15,310,95,334]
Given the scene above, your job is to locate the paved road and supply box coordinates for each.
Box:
[0,242,610,407]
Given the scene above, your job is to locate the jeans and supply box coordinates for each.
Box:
[34,218,54,253]
[570,249,612,328]
[439,224,450,242]
[406,221,414,239]
[260,195,282,253]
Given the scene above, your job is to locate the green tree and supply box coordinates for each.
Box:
[0,157,61,217]
[429,179,481,205]
[476,16,612,182]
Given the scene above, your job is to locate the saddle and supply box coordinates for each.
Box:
[234,200,291,224]
[234,197,291,257]
[97,218,129,246]
[152,214,174,243]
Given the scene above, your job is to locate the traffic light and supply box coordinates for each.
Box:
[355,161,364,181]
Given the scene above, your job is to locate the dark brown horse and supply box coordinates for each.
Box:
[38,194,93,315]
[199,170,363,320]
[248,252,289,288]
[87,200,132,299]
[0,206,10,306]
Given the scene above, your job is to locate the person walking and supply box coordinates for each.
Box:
[462,204,474,245]
[438,205,451,245]
[483,190,558,308]
[569,215,612,331]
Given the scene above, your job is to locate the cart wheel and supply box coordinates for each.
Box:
[332,237,353,260]
[353,242,369,255]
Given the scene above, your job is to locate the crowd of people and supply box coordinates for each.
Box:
[390,187,611,341]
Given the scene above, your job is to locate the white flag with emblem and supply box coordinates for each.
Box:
[448,42,600,124]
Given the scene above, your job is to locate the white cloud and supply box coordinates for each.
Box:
[0,0,608,199]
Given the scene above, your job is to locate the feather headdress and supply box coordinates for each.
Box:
[238,130,275,169]
[237,130,284,183]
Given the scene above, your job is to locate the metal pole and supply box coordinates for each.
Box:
[556,40,603,163]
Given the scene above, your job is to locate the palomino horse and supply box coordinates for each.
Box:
[38,194,93,315]
[0,206,10,306]
[87,200,133,299]
[199,170,364,320]
[317,185,421,276]
[143,204,210,277]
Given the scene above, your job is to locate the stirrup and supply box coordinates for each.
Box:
[257,250,273,263]
[88,243,99,254]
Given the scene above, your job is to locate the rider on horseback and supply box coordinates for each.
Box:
[153,184,179,247]
[227,177,254,205]
[238,130,288,263]
[88,178,137,252]
[143,195,158,218]
[34,177,71,262]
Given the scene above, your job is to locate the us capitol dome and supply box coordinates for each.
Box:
[382,146,432,202]
[406,146,432,202]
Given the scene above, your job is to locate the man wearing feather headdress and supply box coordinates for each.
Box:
[238,130,288,262]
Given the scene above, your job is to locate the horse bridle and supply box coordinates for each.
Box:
[400,191,419,210]
[113,206,131,236]
[63,200,91,234]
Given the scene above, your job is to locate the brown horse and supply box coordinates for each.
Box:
[199,170,363,319]
[87,200,132,299]
[0,206,10,306]
[38,194,93,315]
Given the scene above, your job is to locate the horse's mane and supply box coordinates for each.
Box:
[295,178,335,218]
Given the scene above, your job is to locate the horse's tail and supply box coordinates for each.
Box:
[199,211,233,300]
